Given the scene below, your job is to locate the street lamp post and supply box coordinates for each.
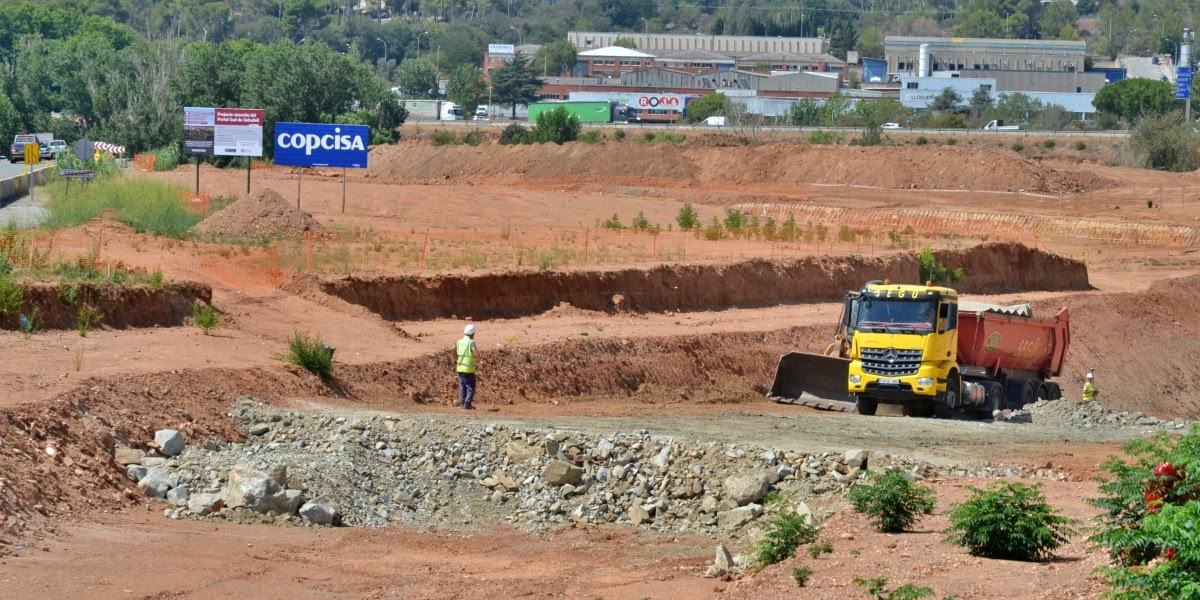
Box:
[376,37,388,64]
[640,18,648,35]
[436,45,441,73]
[508,26,523,48]
[417,31,429,59]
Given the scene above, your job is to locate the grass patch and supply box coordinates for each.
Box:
[44,176,201,239]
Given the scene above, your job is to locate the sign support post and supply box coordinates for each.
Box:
[342,168,347,213]
[247,159,252,195]
[195,157,201,194]
[297,168,303,209]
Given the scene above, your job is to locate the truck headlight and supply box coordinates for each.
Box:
[849,375,862,384]
[917,377,933,387]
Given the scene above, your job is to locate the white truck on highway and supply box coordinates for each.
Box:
[398,98,464,121]
[982,119,1022,131]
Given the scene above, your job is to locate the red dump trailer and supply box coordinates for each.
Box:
[956,302,1070,410]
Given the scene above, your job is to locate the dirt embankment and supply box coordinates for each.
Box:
[1036,274,1200,419]
[1,282,211,330]
[368,139,1116,194]
[313,243,1088,321]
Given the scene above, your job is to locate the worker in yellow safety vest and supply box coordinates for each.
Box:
[1082,371,1097,403]
[455,324,477,410]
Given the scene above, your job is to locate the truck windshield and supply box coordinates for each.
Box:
[856,299,938,333]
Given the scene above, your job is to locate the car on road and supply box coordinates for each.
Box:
[881,122,902,129]
[10,134,37,162]
[46,140,67,157]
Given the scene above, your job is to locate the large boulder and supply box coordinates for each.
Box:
[299,502,337,525]
[723,472,771,506]
[154,430,186,457]
[542,461,584,486]
[114,447,145,466]
[718,503,763,530]
[187,493,225,516]
[138,468,177,499]
[221,465,291,513]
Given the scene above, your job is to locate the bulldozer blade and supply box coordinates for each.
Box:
[768,352,856,412]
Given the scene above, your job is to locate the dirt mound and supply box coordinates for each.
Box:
[317,243,1088,321]
[1033,274,1200,419]
[0,282,210,330]
[192,189,326,239]
[369,140,1116,194]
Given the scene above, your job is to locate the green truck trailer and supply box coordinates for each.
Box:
[528,101,631,124]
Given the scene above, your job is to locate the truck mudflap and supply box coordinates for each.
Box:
[767,352,856,412]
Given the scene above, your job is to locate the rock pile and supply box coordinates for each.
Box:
[125,398,1070,532]
[1006,399,1194,430]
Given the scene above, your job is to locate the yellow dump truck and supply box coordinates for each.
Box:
[770,280,1070,417]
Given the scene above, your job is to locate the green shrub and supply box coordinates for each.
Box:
[613,129,626,140]
[602,213,623,230]
[1042,139,1056,149]
[0,276,23,319]
[753,512,819,567]
[1011,142,1025,152]
[807,539,834,558]
[919,246,963,285]
[531,106,582,145]
[631,211,650,230]
[675,203,700,230]
[1089,426,1200,599]
[639,131,657,143]
[193,302,219,335]
[914,136,928,146]
[1074,141,1087,151]
[431,130,458,146]
[838,224,856,243]
[462,130,485,146]
[151,145,182,172]
[579,130,603,144]
[945,137,957,146]
[281,330,335,378]
[76,303,102,337]
[723,208,745,230]
[659,133,686,144]
[1130,112,1200,172]
[148,268,164,288]
[499,123,531,145]
[945,481,1078,561]
[854,578,936,600]
[793,566,814,587]
[19,308,39,339]
[808,130,841,145]
[848,470,936,533]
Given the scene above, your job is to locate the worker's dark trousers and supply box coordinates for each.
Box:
[458,372,476,408]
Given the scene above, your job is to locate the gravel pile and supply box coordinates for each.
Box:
[192,189,326,239]
[1006,399,1194,430]
[125,398,1071,532]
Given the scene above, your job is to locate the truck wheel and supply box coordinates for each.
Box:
[1045,382,1062,400]
[1004,379,1025,410]
[856,397,878,416]
[935,372,961,419]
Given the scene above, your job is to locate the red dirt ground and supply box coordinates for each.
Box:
[3,138,1199,598]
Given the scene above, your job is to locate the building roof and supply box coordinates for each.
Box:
[578,46,655,59]
[885,36,1086,52]
[739,52,847,65]
[654,49,737,63]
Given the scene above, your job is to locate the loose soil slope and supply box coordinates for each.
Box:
[192,189,326,239]
[313,243,1089,321]
[370,140,1115,194]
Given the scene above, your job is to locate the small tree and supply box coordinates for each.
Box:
[918,246,964,285]
[446,64,487,115]
[685,92,729,123]
[848,470,936,533]
[945,481,1078,561]
[490,52,542,119]
[676,203,700,230]
[929,87,964,112]
[531,106,581,144]
[394,59,438,98]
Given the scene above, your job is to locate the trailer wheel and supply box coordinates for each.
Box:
[1019,381,1037,409]
[856,397,878,416]
[1045,382,1062,400]
[1004,379,1025,410]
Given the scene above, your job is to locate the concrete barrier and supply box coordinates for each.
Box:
[0,168,51,204]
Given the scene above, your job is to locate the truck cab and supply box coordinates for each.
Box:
[847,282,959,415]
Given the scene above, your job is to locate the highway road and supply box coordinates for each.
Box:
[0,159,51,180]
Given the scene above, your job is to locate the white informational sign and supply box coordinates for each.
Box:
[183,107,264,157]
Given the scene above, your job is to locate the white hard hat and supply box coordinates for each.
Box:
[464,324,476,336]
[1086,372,1094,379]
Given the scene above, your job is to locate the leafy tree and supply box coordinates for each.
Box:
[173,41,254,109]
[446,64,486,115]
[676,203,700,230]
[612,37,638,49]
[1092,78,1175,123]
[1035,105,1074,130]
[985,92,1044,126]
[533,40,577,77]
[490,52,541,119]
[955,11,1006,38]
[789,99,823,126]
[602,0,657,29]
[929,87,963,112]
[685,92,729,123]
[1038,0,1078,41]
[853,99,893,146]
[531,106,581,145]
[968,87,992,122]
[1057,24,1081,41]
[828,18,857,61]
[857,26,884,59]
[394,58,438,98]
